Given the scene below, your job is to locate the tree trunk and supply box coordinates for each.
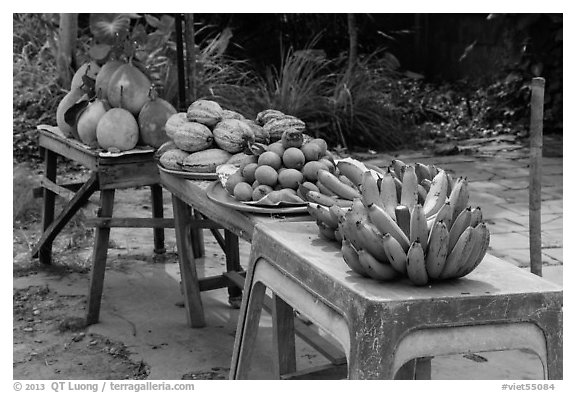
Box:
[184,14,197,102]
[57,13,78,89]
[346,13,358,77]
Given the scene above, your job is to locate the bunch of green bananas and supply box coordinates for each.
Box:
[300,158,490,286]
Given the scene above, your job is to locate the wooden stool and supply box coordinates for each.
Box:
[230,221,563,379]
[32,127,175,325]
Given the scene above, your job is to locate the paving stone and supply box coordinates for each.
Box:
[542,163,563,175]
[489,232,532,251]
[542,248,563,263]
[540,265,563,286]
[541,174,563,188]
[505,213,562,230]
[477,203,519,220]
[468,180,507,194]
[541,186,563,200]
[485,218,527,234]
[492,178,530,190]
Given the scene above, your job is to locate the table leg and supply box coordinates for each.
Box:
[190,210,205,258]
[150,184,166,254]
[231,281,267,379]
[271,294,297,378]
[86,189,115,325]
[172,195,205,328]
[224,230,243,308]
[39,148,57,264]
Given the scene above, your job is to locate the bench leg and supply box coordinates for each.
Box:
[190,210,205,259]
[150,184,166,254]
[224,230,243,307]
[86,189,115,325]
[272,295,297,378]
[39,148,57,264]
[172,195,205,328]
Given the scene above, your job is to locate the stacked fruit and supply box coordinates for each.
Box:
[56,59,177,152]
[304,158,490,285]
[218,110,335,204]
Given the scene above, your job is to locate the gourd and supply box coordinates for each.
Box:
[56,87,86,139]
[77,97,109,148]
[96,107,139,152]
[70,61,100,91]
[165,113,214,152]
[186,99,223,127]
[263,115,306,141]
[138,87,177,148]
[107,62,151,115]
[95,60,123,100]
[181,148,232,173]
[159,148,190,170]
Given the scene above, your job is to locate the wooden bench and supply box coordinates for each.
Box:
[230,221,563,379]
[32,127,175,325]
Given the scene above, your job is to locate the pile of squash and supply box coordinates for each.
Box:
[56,59,176,152]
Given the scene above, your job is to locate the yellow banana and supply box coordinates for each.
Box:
[395,205,411,238]
[427,201,453,232]
[393,176,402,202]
[440,226,475,279]
[339,174,358,190]
[334,227,343,244]
[306,190,353,208]
[357,249,399,281]
[336,160,364,187]
[354,219,389,263]
[345,197,369,223]
[455,223,490,278]
[446,172,455,196]
[317,221,337,241]
[360,170,383,209]
[417,184,427,205]
[316,179,337,196]
[379,168,398,218]
[401,165,419,212]
[447,207,472,253]
[307,202,339,229]
[425,220,449,280]
[317,168,362,200]
[297,181,320,201]
[448,177,469,222]
[410,204,428,251]
[341,239,369,277]
[381,233,408,274]
[391,159,407,181]
[428,164,439,179]
[470,206,483,227]
[415,162,432,183]
[406,241,428,286]
[423,170,449,218]
[453,223,484,277]
[328,204,347,224]
[364,162,387,176]
[367,203,410,251]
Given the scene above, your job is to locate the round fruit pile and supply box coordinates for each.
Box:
[302,158,490,286]
[56,59,177,152]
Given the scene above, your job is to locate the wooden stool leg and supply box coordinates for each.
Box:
[86,189,115,325]
[150,184,166,254]
[190,210,205,259]
[224,230,243,307]
[233,281,267,379]
[39,148,57,264]
[173,195,205,328]
[272,294,297,378]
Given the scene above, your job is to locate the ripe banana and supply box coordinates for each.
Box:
[379,169,398,218]
[423,170,450,218]
[317,169,361,200]
[454,223,483,277]
[417,184,427,205]
[317,221,337,241]
[306,190,353,208]
[401,165,419,212]
[415,162,432,183]
[406,241,428,286]
[446,172,455,196]
[297,181,320,201]
[334,227,343,244]
[470,206,483,227]
[420,178,432,192]
[360,170,383,209]
[381,233,408,274]
[364,162,387,176]
[428,164,439,179]
[339,174,358,190]
[410,204,428,251]
[391,159,407,181]
[336,160,364,187]
[393,176,403,202]
[307,202,339,229]
[341,239,369,277]
[447,207,472,253]
[355,219,389,263]
[395,205,411,238]
[455,222,490,278]
[425,220,450,280]
[367,203,410,251]
[427,201,453,232]
[346,197,369,223]
[316,179,337,196]
[357,249,399,281]
[448,177,469,222]
[440,226,475,279]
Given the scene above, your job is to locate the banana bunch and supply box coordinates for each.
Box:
[301,158,490,285]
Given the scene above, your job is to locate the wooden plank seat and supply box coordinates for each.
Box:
[230,221,563,380]
[31,127,229,326]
